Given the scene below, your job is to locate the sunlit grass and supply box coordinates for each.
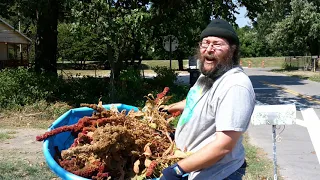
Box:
[0,160,57,180]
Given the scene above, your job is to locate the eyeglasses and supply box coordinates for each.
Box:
[199,41,228,50]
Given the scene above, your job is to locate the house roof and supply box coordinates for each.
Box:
[0,17,32,43]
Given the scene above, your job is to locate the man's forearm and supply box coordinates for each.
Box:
[167,99,186,113]
[177,131,242,173]
[177,140,229,172]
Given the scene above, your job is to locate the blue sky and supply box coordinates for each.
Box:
[235,6,251,27]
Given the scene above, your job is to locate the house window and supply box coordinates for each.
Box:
[7,44,18,60]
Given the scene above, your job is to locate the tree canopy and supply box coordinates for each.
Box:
[2,0,319,74]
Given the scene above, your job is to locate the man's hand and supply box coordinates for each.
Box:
[158,105,170,113]
[160,163,186,180]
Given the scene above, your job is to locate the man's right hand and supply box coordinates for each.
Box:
[160,163,186,180]
[158,105,170,113]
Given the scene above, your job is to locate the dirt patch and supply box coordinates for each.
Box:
[0,128,47,163]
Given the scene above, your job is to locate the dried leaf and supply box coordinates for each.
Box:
[98,101,102,107]
[144,158,152,168]
[143,143,152,157]
[133,159,140,174]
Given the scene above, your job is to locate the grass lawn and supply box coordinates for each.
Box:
[243,134,277,180]
[58,57,285,77]
[142,57,285,69]
[241,57,285,68]
[272,69,320,82]
[141,60,189,69]
[0,159,56,180]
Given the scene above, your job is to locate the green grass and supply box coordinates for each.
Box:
[271,69,320,83]
[141,57,285,69]
[0,132,15,141]
[0,160,57,180]
[241,57,285,68]
[243,134,279,180]
[141,60,189,69]
[58,57,285,77]
[142,57,285,69]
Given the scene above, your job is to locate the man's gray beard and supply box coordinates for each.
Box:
[197,76,215,92]
[196,51,234,91]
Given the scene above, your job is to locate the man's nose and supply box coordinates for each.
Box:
[206,44,216,52]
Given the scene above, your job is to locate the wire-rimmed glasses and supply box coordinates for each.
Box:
[199,41,227,50]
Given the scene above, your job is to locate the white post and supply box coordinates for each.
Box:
[272,125,278,180]
[251,104,296,180]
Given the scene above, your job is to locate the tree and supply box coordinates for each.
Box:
[58,23,107,68]
[0,0,75,74]
[237,26,275,57]
[2,0,269,75]
[71,0,151,76]
[266,0,320,56]
[149,0,267,68]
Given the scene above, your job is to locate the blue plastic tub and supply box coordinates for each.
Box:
[43,103,139,180]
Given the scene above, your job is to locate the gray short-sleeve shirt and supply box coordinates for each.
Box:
[175,66,255,180]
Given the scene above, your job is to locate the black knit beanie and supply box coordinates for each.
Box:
[200,19,239,45]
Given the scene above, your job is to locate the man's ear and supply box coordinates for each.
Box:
[230,45,236,54]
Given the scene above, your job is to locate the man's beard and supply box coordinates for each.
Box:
[196,49,234,91]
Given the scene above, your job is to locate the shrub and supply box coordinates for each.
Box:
[0,67,189,111]
[114,68,148,106]
[281,62,298,70]
[0,68,57,108]
[0,68,110,109]
[151,66,178,87]
[57,76,110,106]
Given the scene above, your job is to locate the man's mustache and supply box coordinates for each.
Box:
[203,53,217,60]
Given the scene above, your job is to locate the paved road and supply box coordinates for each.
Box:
[175,68,320,179]
[244,68,320,180]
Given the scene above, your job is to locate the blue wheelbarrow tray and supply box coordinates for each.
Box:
[43,103,188,180]
[43,103,141,180]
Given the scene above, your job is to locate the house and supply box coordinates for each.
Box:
[0,17,32,69]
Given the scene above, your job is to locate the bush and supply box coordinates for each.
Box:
[114,68,147,106]
[281,62,298,70]
[57,76,110,106]
[0,67,189,111]
[151,66,178,87]
[0,68,58,108]
[0,68,110,109]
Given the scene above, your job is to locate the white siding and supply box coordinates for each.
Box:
[0,43,7,60]
[0,22,29,44]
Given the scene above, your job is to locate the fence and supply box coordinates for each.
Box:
[285,56,319,71]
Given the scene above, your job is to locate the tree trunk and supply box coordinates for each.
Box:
[108,44,116,102]
[114,54,123,78]
[177,50,184,70]
[34,0,58,75]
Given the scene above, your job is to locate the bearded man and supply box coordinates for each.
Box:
[159,19,256,180]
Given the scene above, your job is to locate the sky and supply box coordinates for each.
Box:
[235,6,251,27]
